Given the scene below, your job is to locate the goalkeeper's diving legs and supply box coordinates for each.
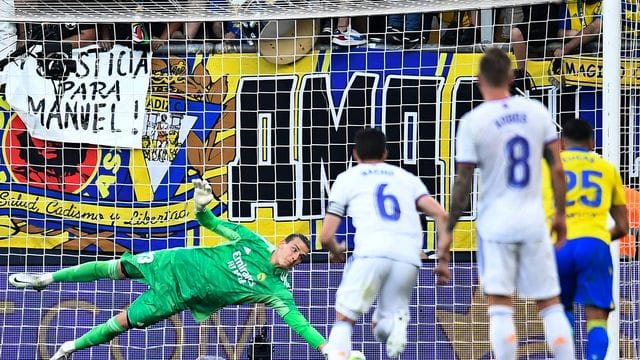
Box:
[49,311,130,360]
[9,259,125,291]
[8,272,53,291]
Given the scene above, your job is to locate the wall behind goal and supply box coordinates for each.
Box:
[0,41,639,358]
[0,48,631,256]
[2,263,639,359]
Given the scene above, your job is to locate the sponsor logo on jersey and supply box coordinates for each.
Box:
[227,251,255,287]
[280,272,290,289]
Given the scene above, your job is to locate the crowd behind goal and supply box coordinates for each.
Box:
[0,1,639,360]
[1,1,638,89]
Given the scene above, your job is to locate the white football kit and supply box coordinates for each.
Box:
[456,96,561,299]
[327,162,429,320]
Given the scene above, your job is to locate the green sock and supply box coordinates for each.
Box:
[52,260,120,282]
[74,316,126,350]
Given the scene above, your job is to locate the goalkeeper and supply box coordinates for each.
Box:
[9,179,327,360]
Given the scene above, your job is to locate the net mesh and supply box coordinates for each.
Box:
[1,0,551,22]
[0,0,638,359]
[621,0,640,358]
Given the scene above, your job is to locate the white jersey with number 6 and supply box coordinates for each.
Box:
[327,162,429,266]
[455,96,557,243]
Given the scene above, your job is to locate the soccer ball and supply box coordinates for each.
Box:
[348,350,366,360]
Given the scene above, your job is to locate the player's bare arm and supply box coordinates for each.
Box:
[319,213,346,263]
[543,139,567,246]
[417,195,450,284]
[446,163,475,233]
[610,204,629,240]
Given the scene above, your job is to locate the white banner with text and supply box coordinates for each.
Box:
[1,44,150,148]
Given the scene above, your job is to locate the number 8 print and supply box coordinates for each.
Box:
[506,136,530,188]
[136,253,155,264]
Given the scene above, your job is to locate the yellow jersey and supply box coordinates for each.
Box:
[561,0,602,32]
[623,0,640,36]
[543,147,626,244]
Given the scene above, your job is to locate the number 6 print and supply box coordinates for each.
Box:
[376,183,401,221]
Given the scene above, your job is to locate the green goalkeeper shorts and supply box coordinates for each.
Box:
[119,252,188,328]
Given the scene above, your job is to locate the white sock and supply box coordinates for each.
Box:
[488,305,517,360]
[327,321,352,360]
[540,304,575,360]
[374,318,393,342]
[40,273,54,286]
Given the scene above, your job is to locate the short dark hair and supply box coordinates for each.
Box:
[284,233,311,251]
[562,119,594,144]
[479,48,512,87]
[354,128,386,160]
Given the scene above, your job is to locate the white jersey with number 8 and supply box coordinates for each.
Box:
[327,162,430,266]
[455,96,557,243]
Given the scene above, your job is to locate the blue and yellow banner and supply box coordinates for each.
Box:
[0,48,632,254]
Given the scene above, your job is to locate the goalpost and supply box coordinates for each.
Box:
[0,0,638,359]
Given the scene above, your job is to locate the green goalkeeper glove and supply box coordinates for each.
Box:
[192,178,214,213]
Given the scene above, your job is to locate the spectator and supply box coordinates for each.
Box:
[496,7,523,43]
[14,22,97,53]
[362,15,387,44]
[97,24,116,50]
[440,11,476,46]
[0,0,16,59]
[150,22,183,51]
[621,187,639,260]
[553,0,602,58]
[178,22,239,45]
[0,22,17,59]
[510,4,560,90]
[46,23,97,49]
[102,22,182,51]
[387,13,436,48]
[332,18,367,47]
[60,24,97,48]
[387,13,421,47]
[182,22,211,40]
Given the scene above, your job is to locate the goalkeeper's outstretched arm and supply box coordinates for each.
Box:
[266,296,327,351]
[192,178,243,242]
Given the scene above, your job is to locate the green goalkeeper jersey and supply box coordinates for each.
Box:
[125,209,325,349]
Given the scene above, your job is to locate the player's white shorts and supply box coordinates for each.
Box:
[335,256,418,322]
[478,238,560,299]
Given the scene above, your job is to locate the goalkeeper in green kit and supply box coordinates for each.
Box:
[9,179,327,359]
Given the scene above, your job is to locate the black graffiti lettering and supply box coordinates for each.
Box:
[133,56,149,78]
[75,50,105,78]
[564,61,576,75]
[110,103,121,132]
[75,48,146,78]
[79,103,92,130]
[64,102,80,130]
[27,95,45,117]
[75,51,91,77]
[62,81,75,93]
[45,101,62,129]
[115,50,128,76]
[228,76,297,220]
[92,103,107,132]
[382,76,444,200]
[68,81,120,101]
[134,100,140,120]
[36,100,118,132]
[299,73,378,217]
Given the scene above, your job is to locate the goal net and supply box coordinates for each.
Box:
[0,0,638,359]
